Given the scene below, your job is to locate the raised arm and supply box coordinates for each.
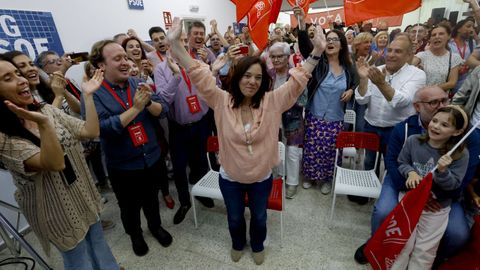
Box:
[5,101,65,171]
[167,18,197,71]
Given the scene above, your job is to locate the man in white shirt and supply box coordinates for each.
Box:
[355,36,426,186]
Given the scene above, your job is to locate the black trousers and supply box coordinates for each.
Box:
[168,116,210,206]
[108,159,163,236]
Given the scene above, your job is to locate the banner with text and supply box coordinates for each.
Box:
[0,9,64,60]
[289,7,404,29]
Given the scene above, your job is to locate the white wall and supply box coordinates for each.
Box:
[401,0,471,30]
[0,0,236,82]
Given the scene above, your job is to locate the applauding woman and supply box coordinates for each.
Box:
[0,55,120,270]
[167,16,326,265]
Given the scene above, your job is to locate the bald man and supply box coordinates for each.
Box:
[355,85,480,267]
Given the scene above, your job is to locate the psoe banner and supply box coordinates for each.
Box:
[0,9,64,60]
[289,8,404,29]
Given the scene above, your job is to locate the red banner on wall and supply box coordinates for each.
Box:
[289,7,404,29]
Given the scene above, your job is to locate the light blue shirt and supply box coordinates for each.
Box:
[308,70,347,121]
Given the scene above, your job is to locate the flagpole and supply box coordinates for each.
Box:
[323,0,331,23]
[431,121,480,172]
[415,1,422,41]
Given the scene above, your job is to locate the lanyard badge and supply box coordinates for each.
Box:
[181,68,201,114]
[128,122,149,147]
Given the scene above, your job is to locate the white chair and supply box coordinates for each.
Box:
[190,136,221,228]
[343,109,357,168]
[329,132,382,222]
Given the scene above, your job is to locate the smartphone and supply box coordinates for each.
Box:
[239,45,249,55]
[69,52,89,63]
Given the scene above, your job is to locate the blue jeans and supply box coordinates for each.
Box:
[60,221,119,270]
[371,174,470,262]
[219,175,273,253]
[363,122,393,171]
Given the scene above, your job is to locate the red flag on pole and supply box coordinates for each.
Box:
[343,0,421,26]
[364,172,433,270]
[231,0,258,22]
[247,0,282,50]
[286,0,317,15]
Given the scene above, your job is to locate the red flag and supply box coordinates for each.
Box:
[247,0,282,50]
[364,172,433,270]
[344,0,421,26]
[286,0,317,15]
[231,0,258,22]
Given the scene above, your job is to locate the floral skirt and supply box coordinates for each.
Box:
[302,113,343,182]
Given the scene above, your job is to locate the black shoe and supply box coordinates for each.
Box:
[347,195,369,205]
[354,243,368,265]
[195,196,214,208]
[173,204,191,224]
[152,226,173,247]
[130,234,149,256]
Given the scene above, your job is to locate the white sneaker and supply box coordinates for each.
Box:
[302,180,313,189]
[320,182,332,195]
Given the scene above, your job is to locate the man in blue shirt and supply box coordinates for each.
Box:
[84,40,172,256]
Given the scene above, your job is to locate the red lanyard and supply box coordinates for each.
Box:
[102,81,132,111]
[156,51,164,62]
[454,39,467,59]
[189,49,196,59]
[180,68,192,94]
[66,79,81,100]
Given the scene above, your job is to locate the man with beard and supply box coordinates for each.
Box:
[147,26,168,68]
[409,23,428,54]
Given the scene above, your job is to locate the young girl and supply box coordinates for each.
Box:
[393,105,470,269]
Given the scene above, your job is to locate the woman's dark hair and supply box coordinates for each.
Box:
[418,106,468,160]
[227,56,271,109]
[326,29,352,68]
[404,25,413,33]
[0,56,41,147]
[2,51,55,104]
[451,17,475,38]
[121,36,147,60]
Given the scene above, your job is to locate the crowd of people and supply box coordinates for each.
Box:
[1,1,480,269]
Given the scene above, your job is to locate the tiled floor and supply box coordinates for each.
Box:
[0,180,374,269]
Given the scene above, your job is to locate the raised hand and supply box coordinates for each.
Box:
[167,17,183,46]
[368,66,387,86]
[133,83,152,110]
[50,72,67,97]
[310,25,327,56]
[356,56,369,79]
[211,55,228,74]
[292,5,306,30]
[166,57,181,75]
[82,69,104,95]
[4,100,49,125]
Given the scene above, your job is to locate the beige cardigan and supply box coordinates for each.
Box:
[187,61,309,183]
[0,105,102,254]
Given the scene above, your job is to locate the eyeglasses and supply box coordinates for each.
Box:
[269,54,286,60]
[418,97,450,107]
[44,58,63,66]
[326,37,340,43]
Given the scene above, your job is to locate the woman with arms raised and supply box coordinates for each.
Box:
[166,16,326,265]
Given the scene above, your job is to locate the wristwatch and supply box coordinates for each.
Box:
[309,54,322,60]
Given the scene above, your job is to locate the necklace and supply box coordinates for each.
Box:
[241,106,254,155]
